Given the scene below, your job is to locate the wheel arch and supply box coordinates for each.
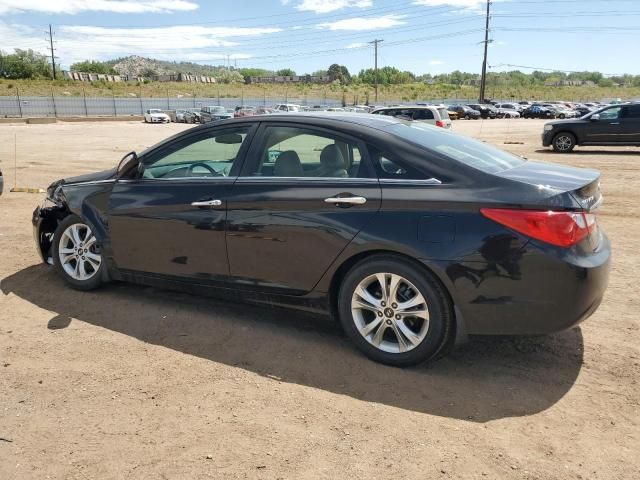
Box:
[552,129,579,147]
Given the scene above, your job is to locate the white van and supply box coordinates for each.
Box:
[274,104,301,112]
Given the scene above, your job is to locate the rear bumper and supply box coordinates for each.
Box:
[433,233,611,335]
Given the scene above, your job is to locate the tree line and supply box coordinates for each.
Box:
[2,49,639,88]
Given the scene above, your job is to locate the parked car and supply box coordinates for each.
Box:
[573,105,595,117]
[496,103,523,113]
[274,104,301,112]
[183,108,202,124]
[144,109,170,124]
[495,107,521,119]
[234,107,257,118]
[371,106,451,128]
[466,104,497,119]
[200,106,233,123]
[448,105,481,120]
[254,106,277,115]
[542,102,640,152]
[522,105,556,119]
[174,109,188,123]
[33,113,610,366]
[541,104,577,119]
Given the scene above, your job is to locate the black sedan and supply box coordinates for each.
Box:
[448,105,481,120]
[523,105,557,119]
[33,113,610,366]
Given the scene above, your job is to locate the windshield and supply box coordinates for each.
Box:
[148,109,162,114]
[211,107,227,114]
[386,123,526,174]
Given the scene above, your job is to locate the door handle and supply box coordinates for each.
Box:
[609,122,620,125]
[191,199,222,207]
[324,196,367,205]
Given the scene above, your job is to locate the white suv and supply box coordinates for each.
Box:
[371,105,452,129]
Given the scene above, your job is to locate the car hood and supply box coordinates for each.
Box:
[545,118,589,127]
[149,113,169,117]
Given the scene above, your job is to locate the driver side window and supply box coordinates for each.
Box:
[142,128,249,179]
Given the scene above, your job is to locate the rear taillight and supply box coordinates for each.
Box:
[435,120,444,127]
[480,208,596,248]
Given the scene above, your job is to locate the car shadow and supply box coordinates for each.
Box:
[534,148,639,156]
[1,265,584,423]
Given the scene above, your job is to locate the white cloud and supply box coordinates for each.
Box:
[429,59,444,65]
[346,42,366,49]
[319,14,406,31]
[0,0,199,15]
[294,0,372,14]
[0,21,276,66]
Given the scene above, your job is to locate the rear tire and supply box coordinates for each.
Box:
[552,132,576,153]
[464,114,470,120]
[52,215,105,291]
[337,255,453,367]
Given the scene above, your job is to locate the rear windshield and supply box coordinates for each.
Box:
[385,123,526,174]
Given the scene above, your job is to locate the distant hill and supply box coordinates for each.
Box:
[104,55,231,77]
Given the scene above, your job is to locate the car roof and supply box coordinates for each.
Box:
[184,111,402,134]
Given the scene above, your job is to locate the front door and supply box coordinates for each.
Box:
[108,125,253,282]
[226,124,381,294]
[583,106,625,143]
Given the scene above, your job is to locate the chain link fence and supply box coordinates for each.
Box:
[0,94,484,118]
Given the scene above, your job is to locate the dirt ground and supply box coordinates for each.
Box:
[0,118,638,480]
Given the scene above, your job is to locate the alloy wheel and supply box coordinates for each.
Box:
[351,273,430,354]
[554,135,574,152]
[58,223,101,281]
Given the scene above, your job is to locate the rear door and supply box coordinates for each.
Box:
[620,104,640,143]
[226,123,381,294]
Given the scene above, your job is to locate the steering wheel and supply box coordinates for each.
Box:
[186,162,219,177]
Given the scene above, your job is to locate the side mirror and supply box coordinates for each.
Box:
[590,113,600,121]
[116,151,140,178]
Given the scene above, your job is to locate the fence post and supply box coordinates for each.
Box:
[263,89,266,106]
[166,89,170,110]
[139,86,144,115]
[241,87,244,107]
[83,88,88,116]
[193,91,196,108]
[112,93,117,117]
[217,86,220,106]
[51,90,57,117]
[16,87,23,118]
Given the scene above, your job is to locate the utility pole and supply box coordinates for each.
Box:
[369,39,383,102]
[478,0,491,103]
[47,24,57,79]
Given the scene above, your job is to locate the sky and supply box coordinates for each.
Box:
[0,0,637,76]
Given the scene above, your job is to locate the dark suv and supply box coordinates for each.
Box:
[467,104,497,119]
[543,103,640,152]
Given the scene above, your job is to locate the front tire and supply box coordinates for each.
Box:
[337,256,452,367]
[52,215,104,291]
[552,132,576,153]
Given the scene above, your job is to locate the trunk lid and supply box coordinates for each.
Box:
[497,161,602,212]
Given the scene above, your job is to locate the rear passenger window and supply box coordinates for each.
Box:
[412,109,434,120]
[372,151,434,180]
[622,105,640,118]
